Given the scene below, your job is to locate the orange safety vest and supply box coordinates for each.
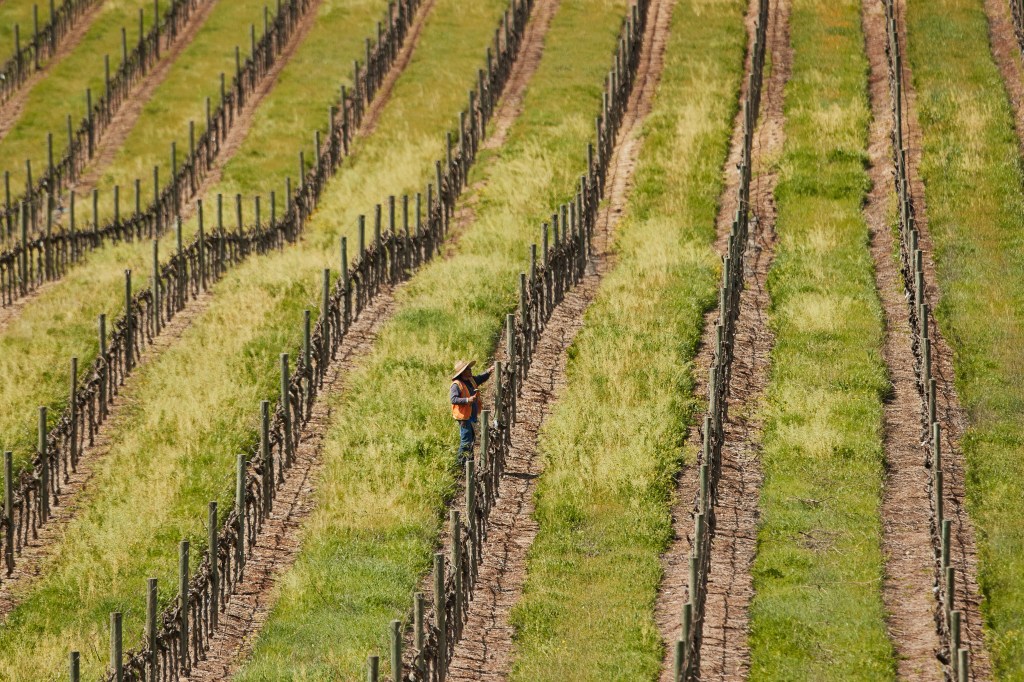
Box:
[451,377,479,421]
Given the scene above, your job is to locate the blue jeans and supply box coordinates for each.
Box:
[457,420,475,461]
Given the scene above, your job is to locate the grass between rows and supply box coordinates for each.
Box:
[905,0,1024,674]
[746,0,895,678]
[0,0,508,678]
[232,0,632,677]
[0,0,388,476]
[0,0,172,194]
[0,0,57,61]
[504,0,745,678]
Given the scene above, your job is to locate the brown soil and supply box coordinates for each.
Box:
[654,0,789,679]
[445,0,675,677]
[0,291,215,620]
[71,0,222,194]
[983,0,1024,154]
[891,0,993,676]
[184,289,396,681]
[861,0,943,675]
[0,0,106,140]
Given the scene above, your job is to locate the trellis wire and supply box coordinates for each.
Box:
[659,1,769,679]
[0,0,423,597]
[883,1,973,679]
[0,0,100,107]
[0,0,330,301]
[85,0,539,678]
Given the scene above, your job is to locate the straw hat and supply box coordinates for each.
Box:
[451,359,475,381]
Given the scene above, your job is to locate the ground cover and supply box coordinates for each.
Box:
[0,0,387,474]
[745,0,895,679]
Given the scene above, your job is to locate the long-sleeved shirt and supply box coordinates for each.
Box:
[450,371,491,422]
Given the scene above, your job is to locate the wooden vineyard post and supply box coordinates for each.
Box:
[39,406,48,523]
[681,601,693,680]
[303,309,312,394]
[958,649,969,682]
[236,454,246,572]
[367,655,379,682]
[414,591,425,675]
[146,577,158,679]
[341,237,350,327]
[69,651,80,682]
[390,619,402,681]
[179,539,190,673]
[70,357,78,471]
[152,240,160,335]
[322,269,331,362]
[4,452,13,574]
[281,353,292,470]
[434,552,446,681]
[98,314,107,420]
[261,400,273,513]
[198,200,206,290]
[506,313,516,423]
[451,509,461,628]
[110,612,123,682]
[480,410,490,483]
[124,270,133,373]
[950,610,961,677]
[209,501,218,628]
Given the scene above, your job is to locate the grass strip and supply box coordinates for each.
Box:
[0,0,508,678]
[0,0,172,191]
[504,0,746,678]
[230,0,635,678]
[745,0,895,679]
[905,0,1024,673]
[0,0,388,473]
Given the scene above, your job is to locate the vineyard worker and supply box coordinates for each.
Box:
[450,359,494,465]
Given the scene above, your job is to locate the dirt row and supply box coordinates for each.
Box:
[654,0,790,679]
[885,0,993,676]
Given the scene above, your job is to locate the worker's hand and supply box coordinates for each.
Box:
[487,364,496,374]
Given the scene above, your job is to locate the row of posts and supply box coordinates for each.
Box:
[883,1,971,679]
[672,0,768,678]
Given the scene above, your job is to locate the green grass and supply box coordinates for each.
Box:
[746,0,895,679]
[0,0,509,678]
[0,0,387,477]
[232,1,632,678]
[0,0,57,61]
[0,0,173,194]
[505,0,745,679]
[906,0,1024,675]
